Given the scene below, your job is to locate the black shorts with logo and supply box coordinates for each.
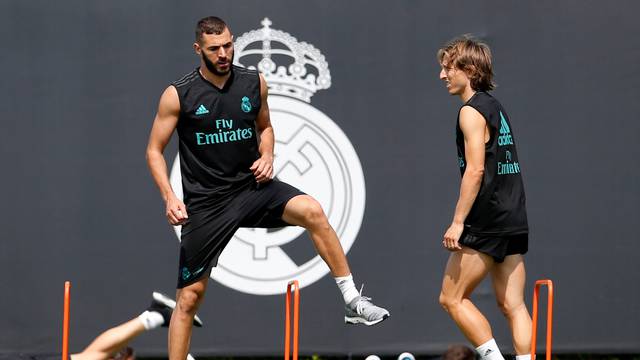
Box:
[177,180,305,288]
[458,228,528,263]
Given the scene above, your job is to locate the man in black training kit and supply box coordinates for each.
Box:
[146,16,389,360]
[436,36,532,360]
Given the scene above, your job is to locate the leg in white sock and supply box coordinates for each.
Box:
[335,274,360,304]
[475,338,505,360]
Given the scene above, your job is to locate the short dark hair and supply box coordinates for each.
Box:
[195,16,229,43]
[437,35,496,92]
[442,344,476,360]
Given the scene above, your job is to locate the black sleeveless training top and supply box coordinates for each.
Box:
[172,66,261,213]
[456,92,528,236]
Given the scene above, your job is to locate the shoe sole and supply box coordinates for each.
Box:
[153,292,204,327]
[344,313,390,326]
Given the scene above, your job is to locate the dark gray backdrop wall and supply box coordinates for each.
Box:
[1,0,639,356]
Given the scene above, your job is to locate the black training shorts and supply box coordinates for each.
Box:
[458,228,528,263]
[177,180,305,288]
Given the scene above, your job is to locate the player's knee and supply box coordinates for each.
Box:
[496,298,524,317]
[177,288,203,315]
[302,199,328,229]
[439,292,459,313]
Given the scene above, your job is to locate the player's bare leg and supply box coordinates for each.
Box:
[169,277,208,360]
[72,318,145,360]
[282,194,350,276]
[282,194,390,325]
[440,247,495,343]
[491,254,532,355]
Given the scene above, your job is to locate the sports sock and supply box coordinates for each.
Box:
[138,310,165,330]
[334,274,359,304]
[476,338,505,360]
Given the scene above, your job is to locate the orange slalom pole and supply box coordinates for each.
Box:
[531,279,554,360]
[62,281,71,360]
[284,280,300,360]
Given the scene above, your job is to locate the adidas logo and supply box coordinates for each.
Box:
[499,112,511,134]
[498,111,513,146]
[195,104,209,115]
[484,349,493,356]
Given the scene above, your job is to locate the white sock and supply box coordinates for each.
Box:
[476,339,505,360]
[137,310,164,330]
[516,355,532,360]
[334,274,359,304]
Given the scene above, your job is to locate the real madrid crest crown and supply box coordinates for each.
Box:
[233,18,331,103]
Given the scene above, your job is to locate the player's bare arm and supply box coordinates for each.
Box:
[145,86,188,225]
[443,105,488,250]
[250,74,274,183]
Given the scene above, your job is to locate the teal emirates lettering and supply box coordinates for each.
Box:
[497,161,521,175]
[196,128,253,145]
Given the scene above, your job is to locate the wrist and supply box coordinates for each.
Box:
[451,219,464,227]
[162,189,176,202]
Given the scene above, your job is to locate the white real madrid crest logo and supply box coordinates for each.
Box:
[169,18,366,295]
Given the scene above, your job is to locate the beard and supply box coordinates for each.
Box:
[202,51,233,76]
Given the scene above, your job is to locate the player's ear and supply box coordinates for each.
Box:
[193,42,201,55]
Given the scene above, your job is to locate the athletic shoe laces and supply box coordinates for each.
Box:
[355,284,374,315]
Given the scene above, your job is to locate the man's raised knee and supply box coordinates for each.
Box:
[301,198,329,229]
